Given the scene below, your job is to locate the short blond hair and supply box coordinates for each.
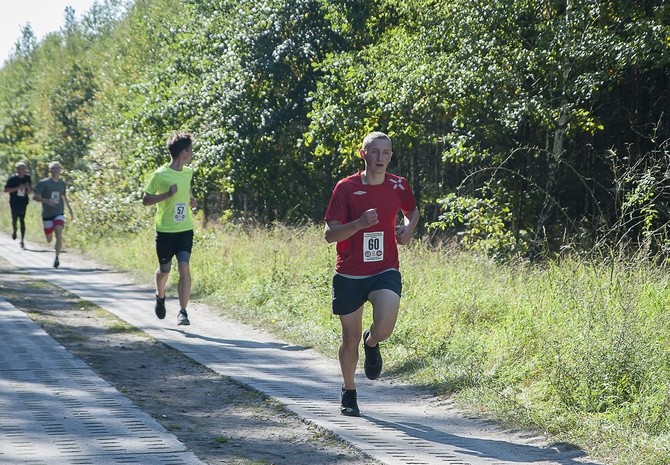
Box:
[361,132,391,153]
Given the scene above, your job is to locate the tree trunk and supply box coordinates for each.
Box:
[532,91,569,255]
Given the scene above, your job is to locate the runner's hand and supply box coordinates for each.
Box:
[358,208,379,229]
[395,225,411,245]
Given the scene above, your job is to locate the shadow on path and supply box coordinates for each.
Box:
[365,416,599,465]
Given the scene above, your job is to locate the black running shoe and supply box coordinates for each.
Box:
[363,329,382,380]
[20,240,24,248]
[12,231,17,240]
[340,388,360,417]
[177,309,190,326]
[155,295,166,319]
[53,257,60,269]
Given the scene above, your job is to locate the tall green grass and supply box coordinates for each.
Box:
[3,203,670,464]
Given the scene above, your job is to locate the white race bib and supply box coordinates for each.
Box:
[363,231,384,262]
[50,191,60,202]
[17,187,25,197]
[174,202,187,222]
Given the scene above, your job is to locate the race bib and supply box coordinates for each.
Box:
[174,202,187,222]
[17,187,25,197]
[363,231,384,262]
[50,191,60,202]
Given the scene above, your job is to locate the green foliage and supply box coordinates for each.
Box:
[0,2,668,462]
[425,0,670,257]
[0,26,40,171]
[0,0,669,447]
[430,192,527,259]
[1,0,668,257]
[47,63,98,168]
[100,0,359,222]
[68,161,151,241]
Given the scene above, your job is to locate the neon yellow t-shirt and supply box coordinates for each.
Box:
[145,165,194,233]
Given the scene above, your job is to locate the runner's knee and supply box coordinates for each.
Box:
[159,262,172,273]
[370,324,394,343]
[176,251,191,264]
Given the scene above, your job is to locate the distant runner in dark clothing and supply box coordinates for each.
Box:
[4,161,32,248]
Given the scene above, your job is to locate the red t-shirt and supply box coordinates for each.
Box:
[325,171,417,276]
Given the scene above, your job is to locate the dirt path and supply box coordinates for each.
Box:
[0,261,379,465]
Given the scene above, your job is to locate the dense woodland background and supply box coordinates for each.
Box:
[0,0,668,259]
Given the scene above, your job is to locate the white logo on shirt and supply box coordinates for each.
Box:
[389,179,404,190]
[353,190,367,196]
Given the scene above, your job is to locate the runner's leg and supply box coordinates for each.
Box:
[177,260,191,310]
[18,213,26,240]
[43,219,54,244]
[339,307,363,390]
[155,268,170,299]
[11,208,18,238]
[54,224,64,256]
[366,289,400,346]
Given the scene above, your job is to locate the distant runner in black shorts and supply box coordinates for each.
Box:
[4,161,32,248]
[142,132,197,326]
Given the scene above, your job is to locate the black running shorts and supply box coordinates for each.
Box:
[331,269,402,316]
[155,230,193,265]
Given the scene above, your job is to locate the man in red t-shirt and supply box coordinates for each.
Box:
[324,131,420,416]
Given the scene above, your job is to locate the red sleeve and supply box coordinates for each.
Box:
[324,180,349,223]
[399,177,417,213]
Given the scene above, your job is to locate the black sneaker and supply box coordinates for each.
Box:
[340,388,360,417]
[53,257,60,268]
[154,295,166,319]
[363,329,382,380]
[20,240,24,248]
[12,231,17,240]
[177,309,190,326]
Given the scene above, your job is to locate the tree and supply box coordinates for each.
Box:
[428,0,669,258]
[47,64,98,168]
[0,25,40,170]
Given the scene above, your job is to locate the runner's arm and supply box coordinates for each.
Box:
[324,209,379,243]
[4,180,28,193]
[142,184,177,206]
[189,189,197,209]
[63,193,74,218]
[395,208,419,245]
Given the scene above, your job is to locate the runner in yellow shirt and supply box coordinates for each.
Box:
[142,132,197,326]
